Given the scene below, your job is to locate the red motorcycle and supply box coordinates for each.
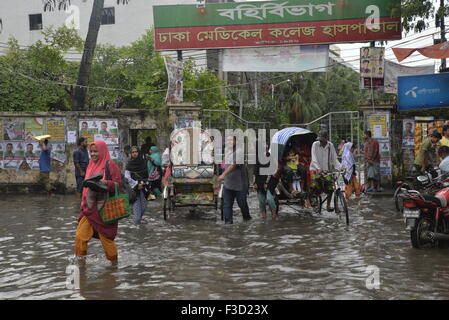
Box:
[401,180,449,249]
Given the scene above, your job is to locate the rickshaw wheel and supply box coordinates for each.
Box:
[309,194,322,214]
[163,198,168,220]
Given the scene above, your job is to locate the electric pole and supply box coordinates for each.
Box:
[440,0,447,71]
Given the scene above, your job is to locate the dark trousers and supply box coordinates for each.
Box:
[223,187,251,224]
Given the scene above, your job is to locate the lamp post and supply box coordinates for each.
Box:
[271,79,291,101]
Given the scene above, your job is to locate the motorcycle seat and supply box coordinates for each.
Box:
[422,195,447,208]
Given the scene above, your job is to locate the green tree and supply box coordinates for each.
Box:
[0,26,83,111]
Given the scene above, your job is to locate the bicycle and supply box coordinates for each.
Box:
[309,170,350,226]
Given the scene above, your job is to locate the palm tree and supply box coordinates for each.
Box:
[281,73,326,124]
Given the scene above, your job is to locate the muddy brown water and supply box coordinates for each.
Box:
[1,193,449,300]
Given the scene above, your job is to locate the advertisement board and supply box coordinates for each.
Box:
[398,73,449,111]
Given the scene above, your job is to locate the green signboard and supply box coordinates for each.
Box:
[153,0,401,50]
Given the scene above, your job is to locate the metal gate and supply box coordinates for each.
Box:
[281,111,364,184]
[202,109,270,132]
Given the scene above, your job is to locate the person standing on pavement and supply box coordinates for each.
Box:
[363,130,381,192]
[38,139,53,197]
[218,136,251,224]
[73,137,90,199]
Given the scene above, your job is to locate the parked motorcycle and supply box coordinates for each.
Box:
[399,174,449,249]
[394,167,441,213]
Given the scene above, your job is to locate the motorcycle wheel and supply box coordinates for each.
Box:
[410,217,436,249]
[394,183,410,213]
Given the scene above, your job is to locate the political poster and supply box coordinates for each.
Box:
[24,118,45,141]
[402,119,415,149]
[46,118,66,142]
[2,119,25,141]
[360,47,385,88]
[24,142,41,170]
[165,56,183,104]
[49,142,66,163]
[2,142,25,170]
[80,119,119,145]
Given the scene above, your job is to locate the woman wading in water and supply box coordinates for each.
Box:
[74,140,122,264]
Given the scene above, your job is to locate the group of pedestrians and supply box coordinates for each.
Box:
[72,137,163,225]
[72,138,166,265]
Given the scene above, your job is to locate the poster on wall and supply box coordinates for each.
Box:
[2,142,24,169]
[0,143,3,169]
[379,141,391,158]
[380,158,392,175]
[46,118,66,142]
[24,118,45,141]
[2,119,25,141]
[24,142,41,170]
[80,120,119,145]
[368,113,389,139]
[402,119,415,149]
[49,142,66,163]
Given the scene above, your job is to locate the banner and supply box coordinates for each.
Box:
[2,119,25,141]
[164,57,183,103]
[46,118,66,142]
[384,60,434,94]
[398,73,449,111]
[24,142,41,170]
[393,42,449,62]
[154,0,401,50]
[2,142,24,170]
[79,119,119,145]
[24,118,45,141]
[402,119,415,149]
[222,45,329,72]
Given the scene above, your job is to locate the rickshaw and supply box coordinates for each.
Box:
[271,127,350,225]
[162,127,221,220]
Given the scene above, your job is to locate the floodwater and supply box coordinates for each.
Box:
[2,192,449,300]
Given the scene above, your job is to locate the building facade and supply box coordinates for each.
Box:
[0,0,197,48]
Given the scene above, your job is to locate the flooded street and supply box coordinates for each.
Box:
[2,192,449,300]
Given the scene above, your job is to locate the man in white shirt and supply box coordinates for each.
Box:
[310,131,341,212]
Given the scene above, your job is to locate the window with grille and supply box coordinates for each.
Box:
[29,14,43,31]
[101,7,115,25]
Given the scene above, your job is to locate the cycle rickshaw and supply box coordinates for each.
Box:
[271,127,350,225]
[162,127,222,220]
